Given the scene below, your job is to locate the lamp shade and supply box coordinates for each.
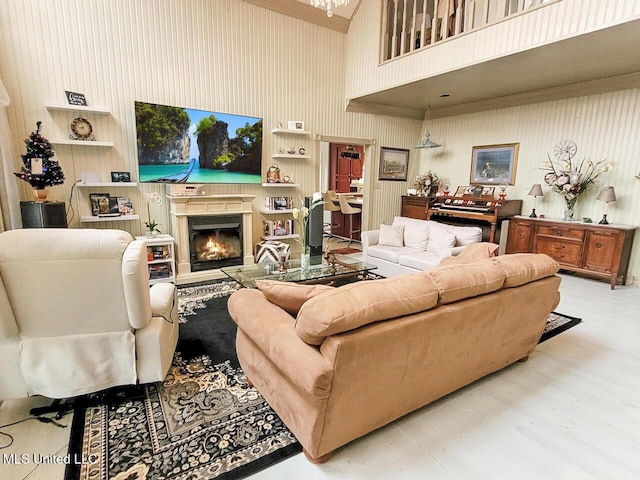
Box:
[528,184,543,197]
[415,132,441,149]
[597,186,616,203]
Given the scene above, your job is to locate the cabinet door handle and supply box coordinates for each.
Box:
[551,254,565,260]
[553,245,566,250]
[519,233,525,238]
[555,231,563,236]
[595,242,603,248]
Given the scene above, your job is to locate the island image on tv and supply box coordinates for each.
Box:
[135,101,262,184]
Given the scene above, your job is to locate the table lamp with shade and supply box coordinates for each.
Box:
[528,184,543,218]
[596,186,616,224]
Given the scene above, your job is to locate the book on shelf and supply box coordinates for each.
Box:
[90,194,134,217]
[148,263,172,279]
[263,219,293,236]
[148,245,170,260]
[264,196,293,210]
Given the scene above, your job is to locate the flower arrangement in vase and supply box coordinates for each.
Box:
[542,155,611,221]
[414,170,439,196]
[144,192,163,237]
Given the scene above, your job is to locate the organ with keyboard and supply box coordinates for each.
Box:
[426,194,522,242]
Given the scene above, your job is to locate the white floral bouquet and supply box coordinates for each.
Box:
[542,156,611,202]
[414,170,439,193]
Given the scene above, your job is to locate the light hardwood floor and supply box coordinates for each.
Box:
[1,272,639,480]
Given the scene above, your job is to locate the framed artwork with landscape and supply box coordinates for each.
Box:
[470,143,519,185]
[379,147,409,181]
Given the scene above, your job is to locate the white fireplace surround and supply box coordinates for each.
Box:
[167,194,255,284]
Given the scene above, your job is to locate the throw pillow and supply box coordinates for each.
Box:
[439,242,499,266]
[378,224,404,247]
[256,280,334,316]
[392,216,430,250]
[426,228,456,254]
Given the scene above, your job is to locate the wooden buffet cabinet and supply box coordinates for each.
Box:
[506,216,636,289]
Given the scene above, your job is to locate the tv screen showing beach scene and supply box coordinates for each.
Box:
[135,101,262,184]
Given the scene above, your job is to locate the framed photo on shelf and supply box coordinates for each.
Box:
[379,147,409,181]
[89,193,110,216]
[470,143,519,185]
[287,121,305,131]
[111,171,131,182]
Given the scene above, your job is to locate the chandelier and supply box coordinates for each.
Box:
[310,0,350,17]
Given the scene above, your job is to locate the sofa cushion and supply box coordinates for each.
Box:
[367,245,422,263]
[439,242,499,266]
[378,224,404,247]
[436,222,483,246]
[392,216,430,250]
[426,228,456,254]
[397,251,442,271]
[256,280,334,316]
[295,274,439,345]
[493,253,560,288]
[428,259,505,304]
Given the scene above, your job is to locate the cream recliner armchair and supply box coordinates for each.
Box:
[0,228,179,401]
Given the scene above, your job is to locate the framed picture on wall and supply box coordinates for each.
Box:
[378,147,409,181]
[470,143,519,185]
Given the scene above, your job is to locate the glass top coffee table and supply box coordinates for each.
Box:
[221,255,378,289]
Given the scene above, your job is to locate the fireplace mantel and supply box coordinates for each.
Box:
[168,194,255,284]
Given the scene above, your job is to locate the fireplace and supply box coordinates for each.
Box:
[168,193,255,284]
[189,215,243,271]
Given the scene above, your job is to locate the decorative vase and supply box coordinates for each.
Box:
[300,246,310,272]
[33,188,48,202]
[145,230,158,239]
[563,197,578,221]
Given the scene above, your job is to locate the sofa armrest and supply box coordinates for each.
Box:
[360,230,380,259]
[149,283,177,324]
[228,289,334,398]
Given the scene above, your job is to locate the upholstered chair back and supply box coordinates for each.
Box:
[0,228,149,338]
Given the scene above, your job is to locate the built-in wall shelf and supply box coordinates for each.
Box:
[45,103,110,115]
[51,139,114,148]
[77,181,138,187]
[262,183,299,188]
[272,153,310,159]
[80,215,140,223]
[260,234,300,241]
[260,208,294,214]
[271,128,311,136]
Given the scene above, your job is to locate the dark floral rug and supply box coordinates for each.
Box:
[65,280,300,480]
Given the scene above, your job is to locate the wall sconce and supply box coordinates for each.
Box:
[527,184,543,218]
[596,186,616,224]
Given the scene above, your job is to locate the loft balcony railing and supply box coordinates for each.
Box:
[381,0,555,62]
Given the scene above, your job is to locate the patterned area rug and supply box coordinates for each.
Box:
[539,311,582,342]
[65,281,300,480]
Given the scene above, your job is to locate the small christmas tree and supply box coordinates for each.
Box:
[14,121,65,190]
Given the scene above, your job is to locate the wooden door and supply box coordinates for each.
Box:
[505,219,534,253]
[583,230,619,274]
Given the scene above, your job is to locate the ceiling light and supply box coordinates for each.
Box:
[310,0,350,17]
[415,105,441,149]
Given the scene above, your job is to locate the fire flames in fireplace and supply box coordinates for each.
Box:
[197,233,240,261]
[188,215,244,271]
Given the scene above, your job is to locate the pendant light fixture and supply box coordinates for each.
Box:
[415,105,441,149]
[310,0,350,17]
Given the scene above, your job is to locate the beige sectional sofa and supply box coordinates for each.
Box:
[227,253,561,462]
[361,216,483,277]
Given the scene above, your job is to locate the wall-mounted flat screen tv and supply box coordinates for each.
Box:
[135,101,262,184]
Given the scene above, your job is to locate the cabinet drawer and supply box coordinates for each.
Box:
[537,224,584,240]
[534,237,583,266]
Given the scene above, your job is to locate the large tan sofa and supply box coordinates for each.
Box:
[227,253,561,462]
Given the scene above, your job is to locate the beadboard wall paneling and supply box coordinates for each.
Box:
[418,88,640,281]
[0,0,421,247]
[346,0,640,103]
